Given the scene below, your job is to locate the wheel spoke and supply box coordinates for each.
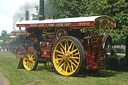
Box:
[31,54,34,58]
[60,47,64,54]
[72,59,79,65]
[55,50,64,54]
[66,40,69,48]
[57,54,63,57]
[30,52,33,58]
[69,57,79,59]
[71,63,74,72]
[68,59,77,67]
[26,54,30,58]
[64,62,66,71]
[59,43,65,50]
[25,58,29,61]
[57,62,64,71]
[58,59,63,66]
[31,57,35,60]
[32,61,35,65]
[30,63,33,69]
[71,44,75,51]
[71,49,78,54]
[67,61,72,72]
[73,52,79,56]
[66,64,68,73]
[67,43,73,52]
[54,58,62,61]
[65,42,67,52]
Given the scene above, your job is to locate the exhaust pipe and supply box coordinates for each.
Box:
[25,11,29,21]
[39,0,44,20]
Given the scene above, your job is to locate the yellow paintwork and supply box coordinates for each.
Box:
[52,39,80,76]
[23,50,36,70]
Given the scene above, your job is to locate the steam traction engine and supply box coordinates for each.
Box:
[16,16,116,76]
[11,30,34,59]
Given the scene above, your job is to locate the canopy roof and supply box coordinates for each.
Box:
[12,30,26,35]
[16,15,116,29]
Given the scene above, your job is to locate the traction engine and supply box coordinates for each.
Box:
[16,15,116,76]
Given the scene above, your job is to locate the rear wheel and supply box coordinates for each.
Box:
[51,36,85,76]
[16,47,26,59]
[23,49,38,70]
[44,61,53,69]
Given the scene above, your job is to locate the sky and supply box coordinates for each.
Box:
[0,0,38,34]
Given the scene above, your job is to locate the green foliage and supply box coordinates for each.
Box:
[32,0,56,20]
[1,52,128,85]
[86,0,128,44]
[32,5,39,20]
[50,0,88,18]
[0,30,10,46]
[50,0,128,44]
[31,0,128,44]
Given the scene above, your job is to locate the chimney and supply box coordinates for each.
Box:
[26,11,29,20]
[39,0,44,20]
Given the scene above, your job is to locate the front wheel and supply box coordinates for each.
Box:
[23,49,38,70]
[51,36,85,76]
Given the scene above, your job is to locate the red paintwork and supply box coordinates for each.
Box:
[40,42,52,58]
[17,21,94,28]
[84,36,105,70]
[39,35,106,70]
[28,47,34,50]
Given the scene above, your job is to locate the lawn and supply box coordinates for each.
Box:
[0,51,128,85]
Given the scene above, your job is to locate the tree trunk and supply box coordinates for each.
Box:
[126,36,128,62]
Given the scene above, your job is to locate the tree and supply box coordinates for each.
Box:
[50,0,128,59]
[50,0,89,18]
[0,30,10,46]
[50,0,128,43]
[32,0,56,20]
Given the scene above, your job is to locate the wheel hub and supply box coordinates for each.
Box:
[28,58,33,62]
[63,53,69,60]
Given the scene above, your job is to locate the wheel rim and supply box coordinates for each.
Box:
[23,50,36,70]
[52,39,80,76]
[16,47,25,59]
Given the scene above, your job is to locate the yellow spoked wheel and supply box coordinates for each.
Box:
[52,36,85,76]
[23,49,38,70]
[44,61,53,69]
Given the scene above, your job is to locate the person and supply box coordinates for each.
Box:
[110,50,118,59]
[109,50,119,70]
[0,46,1,51]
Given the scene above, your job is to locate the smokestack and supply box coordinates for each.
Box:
[39,0,44,20]
[26,11,29,20]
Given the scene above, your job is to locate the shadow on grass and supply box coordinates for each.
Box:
[78,66,128,78]
[36,64,55,73]
[77,70,119,78]
[108,67,128,72]
[36,65,119,78]
[35,64,128,78]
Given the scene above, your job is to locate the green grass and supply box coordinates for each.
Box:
[0,51,128,85]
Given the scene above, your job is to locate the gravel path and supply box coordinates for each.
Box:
[0,73,6,85]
